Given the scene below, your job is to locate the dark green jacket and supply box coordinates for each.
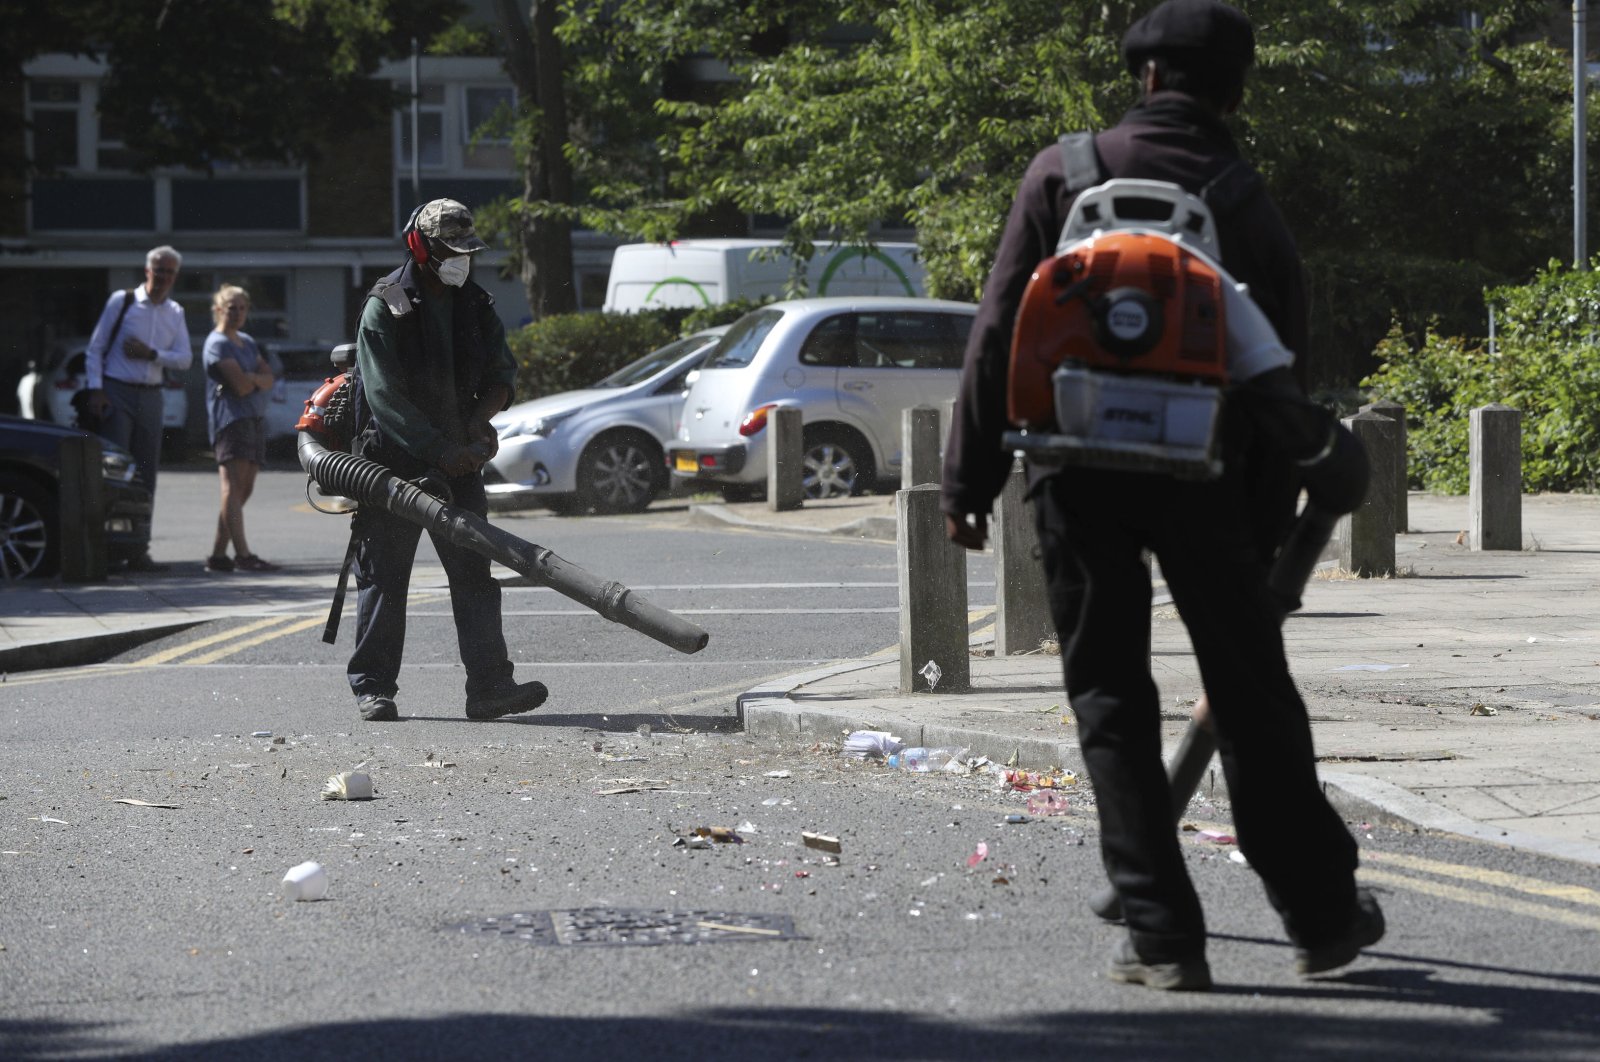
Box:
[355,259,515,471]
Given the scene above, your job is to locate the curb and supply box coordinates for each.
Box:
[0,621,199,674]
[736,662,1600,868]
[738,656,1083,774]
[688,502,897,541]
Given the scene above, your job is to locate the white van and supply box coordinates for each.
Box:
[603,239,926,313]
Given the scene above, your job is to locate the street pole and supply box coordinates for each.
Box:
[410,37,421,209]
[1577,1,1589,269]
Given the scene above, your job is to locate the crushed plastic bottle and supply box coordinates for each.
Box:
[885,747,966,773]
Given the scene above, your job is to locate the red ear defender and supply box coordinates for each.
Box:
[406,228,429,265]
[403,204,429,264]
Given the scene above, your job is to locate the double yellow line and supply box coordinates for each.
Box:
[133,615,324,667]
[1361,850,1600,932]
[2,615,324,687]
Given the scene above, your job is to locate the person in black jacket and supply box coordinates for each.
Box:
[346,199,548,724]
[942,0,1382,990]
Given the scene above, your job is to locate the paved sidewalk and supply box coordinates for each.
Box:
[4,487,1599,867]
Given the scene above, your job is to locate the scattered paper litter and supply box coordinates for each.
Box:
[966,841,989,868]
[321,771,374,801]
[1469,704,1499,717]
[1228,850,1249,866]
[918,660,943,691]
[842,730,905,760]
[111,798,180,809]
[764,770,792,779]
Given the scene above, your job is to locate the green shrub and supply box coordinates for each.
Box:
[1361,261,1600,493]
[507,309,685,400]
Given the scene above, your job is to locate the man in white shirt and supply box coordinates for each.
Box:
[84,245,194,572]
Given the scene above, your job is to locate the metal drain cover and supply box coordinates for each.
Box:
[451,907,801,946]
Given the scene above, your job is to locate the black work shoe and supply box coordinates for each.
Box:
[356,694,399,722]
[1107,938,1212,992]
[1295,887,1385,976]
[465,679,548,721]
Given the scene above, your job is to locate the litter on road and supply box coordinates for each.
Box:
[281,861,328,901]
[321,771,374,801]
[111,798,181,809]
[801,831,842,853]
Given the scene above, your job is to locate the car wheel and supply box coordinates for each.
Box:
[802,426,871,499]
[575,432,664,514]
[0,474,58,582]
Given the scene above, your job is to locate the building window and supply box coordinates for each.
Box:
[26,81,81,172]
[464,86,514,142]
[396,84,446,169]
[174,270,291,341]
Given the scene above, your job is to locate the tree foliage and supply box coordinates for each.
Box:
[1364,262,1600,493]
[520,0,1574,386]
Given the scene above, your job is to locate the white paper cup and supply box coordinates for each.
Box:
[281,860,328,901]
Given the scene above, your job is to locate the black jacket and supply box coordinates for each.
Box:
[942,92,1309,519]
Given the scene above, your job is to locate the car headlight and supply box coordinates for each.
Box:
[100,449,137,483]
[498,408,580,440]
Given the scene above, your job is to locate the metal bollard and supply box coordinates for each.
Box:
[1360,398,1408,532]
[1337,410,1396,577]
[767,406,804,512]
[897,483,969,693]
[58,433,107,583]
[901,405,941,489]
[1470,403,1522,551]
[993,462,1053,655]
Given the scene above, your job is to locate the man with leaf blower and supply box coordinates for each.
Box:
[943,0,1382,991]
[344,198,549,724]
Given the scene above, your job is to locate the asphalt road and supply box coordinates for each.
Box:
[3,473,1600,1059]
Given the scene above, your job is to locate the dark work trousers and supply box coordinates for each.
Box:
[346,470,514,703]
[102,377,166,498]
[1031,468,1359,962]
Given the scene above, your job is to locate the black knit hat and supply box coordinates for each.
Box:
[1122,0,1255,84]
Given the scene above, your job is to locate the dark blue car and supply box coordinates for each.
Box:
[0,415,153,581]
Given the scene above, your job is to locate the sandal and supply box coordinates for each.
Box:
[235,554,281,573]
[204,554,235,572]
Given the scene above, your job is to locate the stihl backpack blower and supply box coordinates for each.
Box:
[1001,137,1295,479]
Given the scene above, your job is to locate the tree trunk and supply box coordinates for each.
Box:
[496,0,577,318]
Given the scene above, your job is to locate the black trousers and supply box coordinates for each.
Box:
[1031,468,1358,962]
[346,470,513,703]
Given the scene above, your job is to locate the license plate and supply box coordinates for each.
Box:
[674,454,698,473]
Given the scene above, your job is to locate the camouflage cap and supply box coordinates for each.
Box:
[413,198,489,254]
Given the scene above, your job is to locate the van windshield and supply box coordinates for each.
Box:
[704,309,783,368]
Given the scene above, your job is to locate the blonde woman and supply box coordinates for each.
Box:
[202,284,282,573]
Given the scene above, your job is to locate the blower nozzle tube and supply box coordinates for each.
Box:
[298,432,709,655]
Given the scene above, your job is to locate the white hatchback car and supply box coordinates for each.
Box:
[668,297,976,498]
[485,328,728,514]
[18,342,187,436]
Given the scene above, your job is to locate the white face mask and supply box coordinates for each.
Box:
[433,254,471,287]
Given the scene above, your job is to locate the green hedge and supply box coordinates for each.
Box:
[506,300,773,402]
[1362,261,1600,493]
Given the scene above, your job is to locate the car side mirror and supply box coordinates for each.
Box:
[683,369,700,389]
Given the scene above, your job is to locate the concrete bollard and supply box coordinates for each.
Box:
[767,406,804,512]
[1361,398,1408,532]
[901,405,942,489]
[897,483,970,693]
[1470,403,1522,551]
[58,433,107,583]
[1337,410,1396,577]
[993,462,1053,655]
